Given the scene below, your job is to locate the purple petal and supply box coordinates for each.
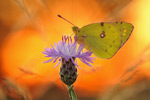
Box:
[71,57,81,69]
[43,58,54,63]
[62,36,64,42]
[53,57,59,63]
[77,44,84,54]
[53,58,61,68]
[70,36,72,43]
[51,44,54,49]
[79,58,93,67]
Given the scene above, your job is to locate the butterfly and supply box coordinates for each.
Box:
[58,15,134,59]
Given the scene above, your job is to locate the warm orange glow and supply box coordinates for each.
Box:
[0,0,150,98]
[1,29,59,85]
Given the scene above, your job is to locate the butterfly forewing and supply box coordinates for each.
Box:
[114,22,134,46]
[77,22,123,59]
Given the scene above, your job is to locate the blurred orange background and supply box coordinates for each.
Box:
[0,0,150,100]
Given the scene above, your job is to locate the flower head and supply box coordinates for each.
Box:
[42,35,94,68]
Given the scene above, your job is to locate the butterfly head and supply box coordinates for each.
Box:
[72,26,80,36]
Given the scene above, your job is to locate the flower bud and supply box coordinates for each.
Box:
[59,57,78,85]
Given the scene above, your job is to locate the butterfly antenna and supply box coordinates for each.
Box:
[58,14,75,26]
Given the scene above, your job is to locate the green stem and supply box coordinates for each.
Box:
[71,88,77,100]
[67,85,77,100]
[67,85,73,100]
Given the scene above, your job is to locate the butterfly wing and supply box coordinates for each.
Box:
[114,22,134,46]
[76,22,133,59]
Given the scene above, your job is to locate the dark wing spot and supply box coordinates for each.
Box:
[110,45,112,47]
[100,22,104,27]
[108,26,111,28]
[120,22,123,24]
[81,35,87,38]
[100,31,105,38]
[116,22,118,24]
[113,40,115,43]
[105,49,107,52]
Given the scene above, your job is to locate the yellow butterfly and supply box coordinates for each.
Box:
[58,15,134,59]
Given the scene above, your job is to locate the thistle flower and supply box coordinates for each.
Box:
[42,35,94,85]
[42,35,94,68]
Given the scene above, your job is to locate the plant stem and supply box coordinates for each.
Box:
[67,85,77,100]
[71,88,77,100]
